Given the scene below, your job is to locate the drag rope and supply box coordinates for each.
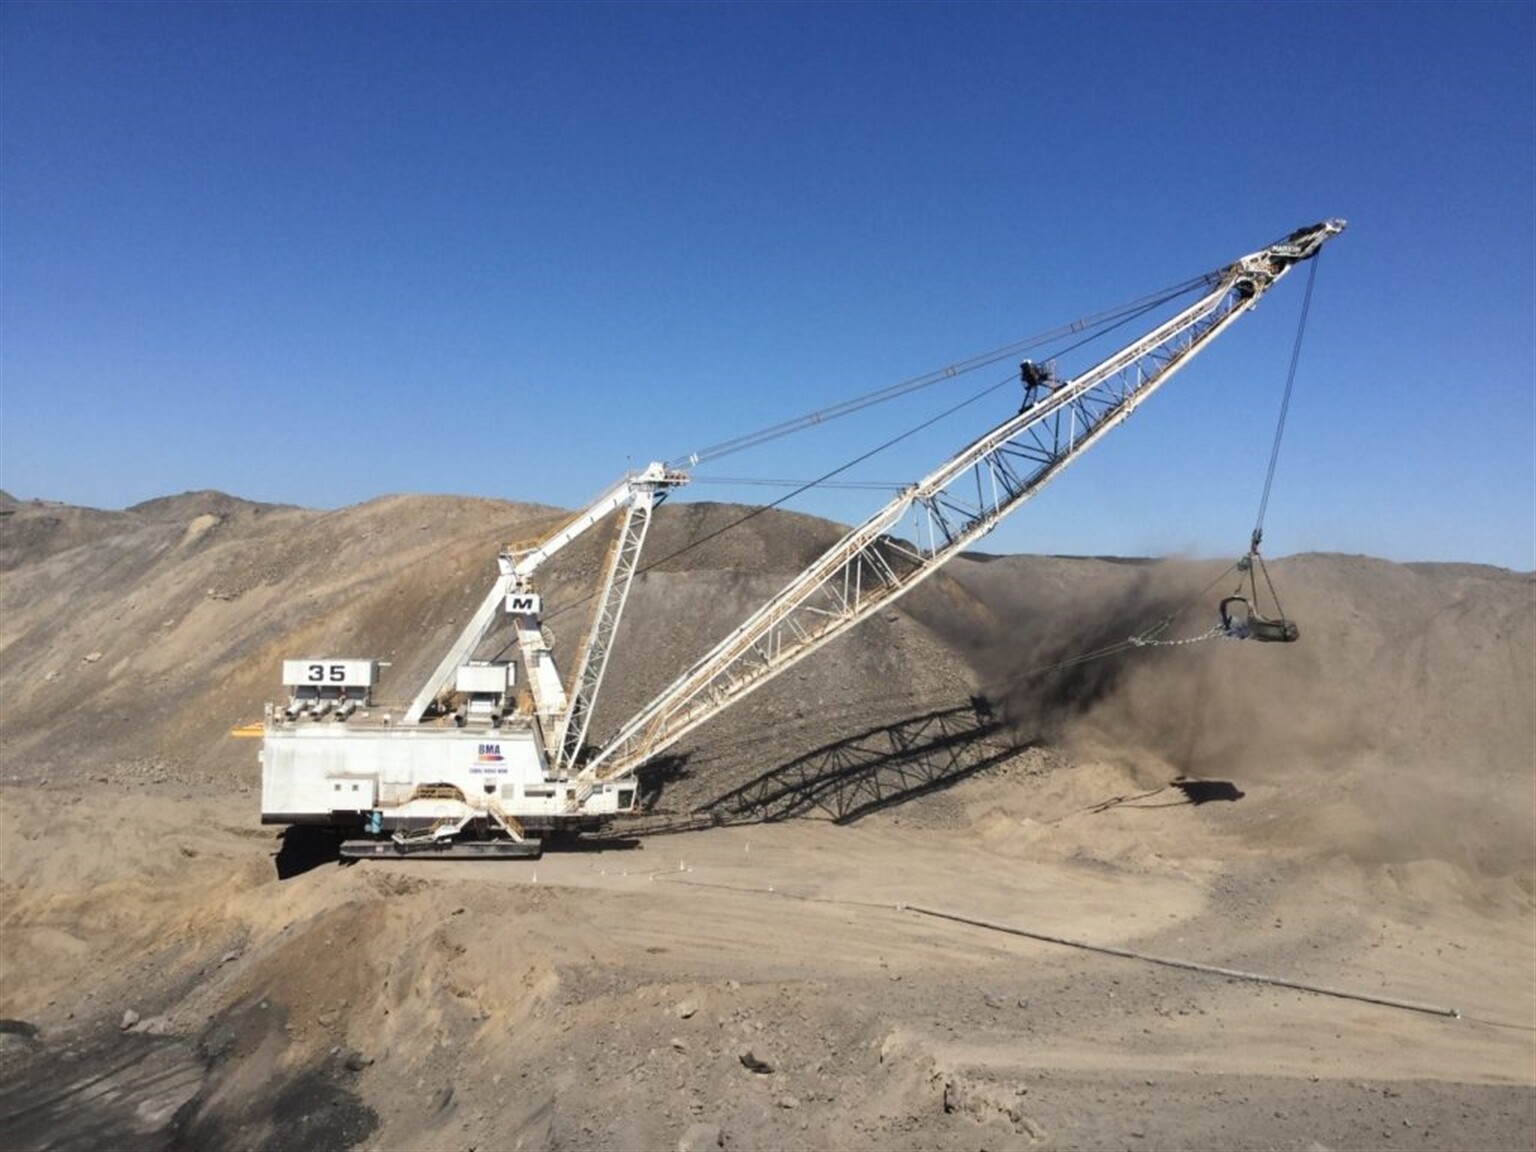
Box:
[978,559,1246,694]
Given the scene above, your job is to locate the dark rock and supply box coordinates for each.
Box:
[738,1049,774,1074]
[344,1050,374,1072]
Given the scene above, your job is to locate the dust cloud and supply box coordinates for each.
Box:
[947,551,1535,873]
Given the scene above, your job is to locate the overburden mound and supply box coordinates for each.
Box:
[1,492,1532,1152]
[0,492,1530,872]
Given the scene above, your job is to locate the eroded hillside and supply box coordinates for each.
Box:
[1,490,1531,1152]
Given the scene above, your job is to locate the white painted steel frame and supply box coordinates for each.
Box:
[581,222,1344,787]
[399,463,687,725]
[553,489,660,773]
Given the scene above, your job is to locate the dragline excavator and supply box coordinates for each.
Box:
[258,220,1345,858]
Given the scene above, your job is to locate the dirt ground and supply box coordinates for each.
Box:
[0,491,1531,1151]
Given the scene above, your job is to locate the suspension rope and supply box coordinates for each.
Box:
[508,259,1298,669]
[538,272,1208,637]
[676,284,1206,504]
[691,476,905,491]
[524,371,1019,639]
[526,276,1245,659]
[666,275,1211,470]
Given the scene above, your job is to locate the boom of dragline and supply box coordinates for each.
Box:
[258,220,1344,858]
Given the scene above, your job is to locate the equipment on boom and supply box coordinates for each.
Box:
[258,220,1345,858]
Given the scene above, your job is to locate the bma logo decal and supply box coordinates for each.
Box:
[476,743,505,764]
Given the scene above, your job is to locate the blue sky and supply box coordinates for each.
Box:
[3,2,1531,568]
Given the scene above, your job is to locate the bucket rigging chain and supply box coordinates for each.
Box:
[1129,624,1230,648]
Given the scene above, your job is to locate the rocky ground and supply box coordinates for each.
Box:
[0,490,1531,1151]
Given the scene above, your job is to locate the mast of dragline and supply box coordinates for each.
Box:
[400,462,687,729]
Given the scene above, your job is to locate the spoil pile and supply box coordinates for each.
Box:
[1,489,1530,1151]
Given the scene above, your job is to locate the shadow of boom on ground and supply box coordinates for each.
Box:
[691,699,1030,826]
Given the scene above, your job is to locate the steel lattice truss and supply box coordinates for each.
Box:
[553,493,659,773]
[582,222,1344,787]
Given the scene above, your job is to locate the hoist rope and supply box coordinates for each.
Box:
[1234,246,1324,626]
[1251,249,1322,552]
[992,246,1330,677]
[999,248,1328,684]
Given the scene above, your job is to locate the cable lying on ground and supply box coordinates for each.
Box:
[900,903,1461,1019]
